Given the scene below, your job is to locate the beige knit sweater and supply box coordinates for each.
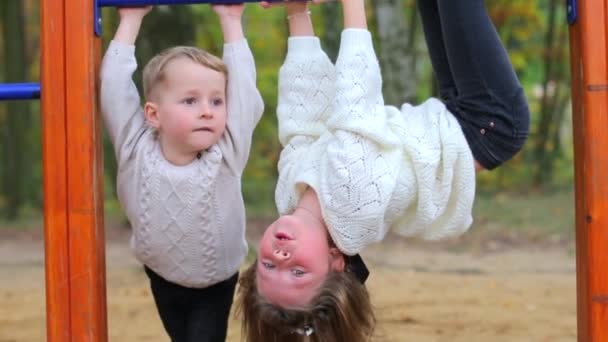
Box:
[100,39,264,288]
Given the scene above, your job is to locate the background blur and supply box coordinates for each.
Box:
[0,0,573,223]
[0,2,577,341]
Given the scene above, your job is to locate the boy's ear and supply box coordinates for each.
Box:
[329,247,345,272]
[144,101,161,129]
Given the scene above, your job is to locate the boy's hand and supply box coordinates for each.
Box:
[213,4,245,43]
[118,6,153,21]
[114,6,152,45]
[212,4,244,20]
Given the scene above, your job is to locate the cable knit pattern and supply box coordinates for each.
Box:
[275,29,476,255]
[100,39,264,288]
[136,143,222,286]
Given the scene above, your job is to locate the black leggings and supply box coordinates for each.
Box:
[145,266,238,342]
[417,0,530,170]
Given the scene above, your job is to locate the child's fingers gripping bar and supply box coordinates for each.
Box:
[98,0,310,6]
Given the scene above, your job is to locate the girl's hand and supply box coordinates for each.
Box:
[212,3,245,20]
[117,6,153,21]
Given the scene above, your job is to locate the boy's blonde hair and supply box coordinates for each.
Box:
[142,46,228,100]
[236,261,376,342]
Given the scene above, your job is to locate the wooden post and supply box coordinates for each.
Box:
[568,1,608,341]
[65,0,107,340]
[40,0,70,340]
[41,0,108,340]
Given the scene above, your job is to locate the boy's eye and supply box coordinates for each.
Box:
[212,98,224,106]
[182,97,196,105]
[291,269,305,277]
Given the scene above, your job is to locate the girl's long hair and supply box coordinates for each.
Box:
[236,261,376,342]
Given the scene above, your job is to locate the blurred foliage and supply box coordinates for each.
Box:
[0,0,575,221]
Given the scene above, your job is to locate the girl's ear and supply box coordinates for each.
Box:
[144,101,161,129]
[329,247,345,272]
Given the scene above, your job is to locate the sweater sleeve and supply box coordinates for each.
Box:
[318,29,402,255]
[277,37,335,146]
[274,37,336,213]
[217,39,265,175]
[319,29,475,255]
[99,40,148,164]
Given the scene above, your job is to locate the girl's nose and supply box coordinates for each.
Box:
[273,249,291,261]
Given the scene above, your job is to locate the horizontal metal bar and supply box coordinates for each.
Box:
[98,0,284,6]
[0,83,41,101]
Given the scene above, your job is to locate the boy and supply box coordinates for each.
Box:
[100,4,264,341]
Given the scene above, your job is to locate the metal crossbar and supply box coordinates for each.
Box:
[99,0,281,5]
[0,0,298,101]
[0,83,41,100]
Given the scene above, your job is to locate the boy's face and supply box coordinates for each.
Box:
[146,57,227,164]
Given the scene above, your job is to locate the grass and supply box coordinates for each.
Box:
[472,190,575,238]
[0,189,576,248]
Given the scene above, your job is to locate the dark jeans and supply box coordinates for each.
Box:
[417,0,530,170]
[144,266,239,342]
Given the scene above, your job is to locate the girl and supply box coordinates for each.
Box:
[237,0,529,341]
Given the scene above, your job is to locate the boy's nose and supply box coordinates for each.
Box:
[199,103,213,119]
[273,249,291,261]
[200,110,213,119]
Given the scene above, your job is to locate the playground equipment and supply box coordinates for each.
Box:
[0,0,605,340]
[567,0,608,341]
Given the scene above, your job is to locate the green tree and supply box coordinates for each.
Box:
[0,1,32,220]
[372,0,419,105]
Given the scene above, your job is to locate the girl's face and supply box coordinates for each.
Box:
[256,215,344,308]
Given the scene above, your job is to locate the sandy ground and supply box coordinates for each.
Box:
[0,221,577,342]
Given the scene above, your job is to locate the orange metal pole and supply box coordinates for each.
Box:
[569,1,608,341]
[40,0,70,340]
[64,0,108,340]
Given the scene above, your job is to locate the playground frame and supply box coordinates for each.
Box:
[0,0,604,340]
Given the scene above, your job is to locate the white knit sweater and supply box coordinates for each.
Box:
[100,39,264,287]
[275,29,476,256]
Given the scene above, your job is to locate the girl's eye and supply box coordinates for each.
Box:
[212,98,224,106]
[262,262,275,270]
[291,269,305,277]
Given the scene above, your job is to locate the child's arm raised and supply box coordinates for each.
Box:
[337,0,366,29]
[309,0,404,254]
[213,4,244,43]
[266,2,337,215]
[213,4,265,174]
[113,7,152,44]
[99,7,152,163]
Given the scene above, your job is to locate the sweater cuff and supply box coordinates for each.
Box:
[287,36,322,57]
[339,28,373,52]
